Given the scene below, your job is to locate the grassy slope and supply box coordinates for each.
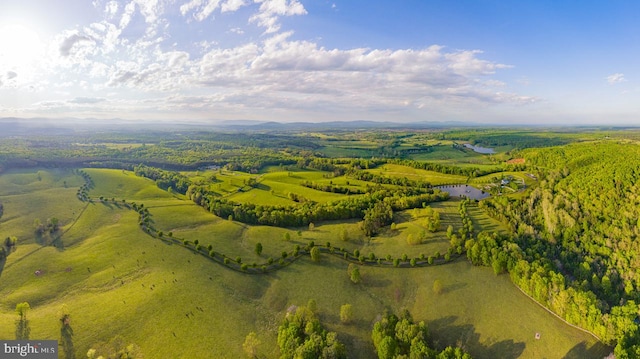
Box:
[0,169,608,358]
[367,164,469,185]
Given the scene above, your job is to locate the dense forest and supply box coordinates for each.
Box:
[476,141,640,356]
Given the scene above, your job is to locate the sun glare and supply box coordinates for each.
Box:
[0,23,44,73]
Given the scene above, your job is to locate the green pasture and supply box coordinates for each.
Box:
[368,163,468,185]
[0,168,608,358]
[466,203,510,235]
[315,139,381,157]
[0,169,86,244]
[84,168,173,200]
[317,146,378,158]
[184,169,253,196]
[407,144,493,164]
[357,202,461,259]
[228,170,347,205]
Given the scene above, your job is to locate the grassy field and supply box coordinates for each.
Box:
[368,163,469,185]
[0,168,608,358]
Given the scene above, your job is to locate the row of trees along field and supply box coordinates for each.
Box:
[386,159,506,178]
[190,187,448,229]
[472,141,640,357]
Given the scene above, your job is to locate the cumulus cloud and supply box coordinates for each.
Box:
[195,0,222,21]
[250,0,307,33]
[607,73,626,85]
[120,1,137,29]
[8,0,533,121]
[221,0,247,12]
[180,0,203,16]
[135,0,163,24]
[187,33,531,113]
[59,33,96,56]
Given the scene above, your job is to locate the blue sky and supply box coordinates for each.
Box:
[0,0,638,125]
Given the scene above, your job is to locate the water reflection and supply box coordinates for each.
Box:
[463,144,495,154]
[436,184,490,200]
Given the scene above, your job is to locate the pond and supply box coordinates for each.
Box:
[464,143,495,154]
[436,184,490,200]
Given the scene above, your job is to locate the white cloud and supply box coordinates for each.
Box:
[168,51,190,67]
[180,0,203,16]
[135,0,163,24]
[195,0,223,21]
[184,34,530,114]
[221,0,247,12]
[607,73,626,85]
[68,96,107,104]
[105,1,119,18]
[120,1,137,29]
[58,32,96,57]
[4,0,535,122]
[249,0,307,33]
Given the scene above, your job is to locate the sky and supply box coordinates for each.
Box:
[0,0,638,125]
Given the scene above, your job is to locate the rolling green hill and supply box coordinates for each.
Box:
[0,168,608,358]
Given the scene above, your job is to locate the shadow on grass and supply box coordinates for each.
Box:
[0,256,5,280]
[443,282,467,294]
[394,212,413,223]
[335,331,377,359]
[364,276,393,288]
[562,341,612,359]
[429,316,526,359]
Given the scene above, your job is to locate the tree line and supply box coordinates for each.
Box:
[188,186,448,229]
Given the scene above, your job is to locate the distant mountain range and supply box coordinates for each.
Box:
[0,117,476,136]
[1,117,632,136]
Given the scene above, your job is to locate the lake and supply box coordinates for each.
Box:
[464,143,495,154]
[436,184,490,200]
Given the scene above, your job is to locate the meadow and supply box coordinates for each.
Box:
[0,168,608,358]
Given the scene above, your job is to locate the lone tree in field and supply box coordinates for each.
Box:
[340,228,349,242]
[243,332,260,358]
[433,279,443,295]
[310,246,321,262]
[255,242,263,256]
[340,304,353,324]
[15,302,31,340]
[348,263,361,284]
[4,236,17,254]
[60,310,75,359]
